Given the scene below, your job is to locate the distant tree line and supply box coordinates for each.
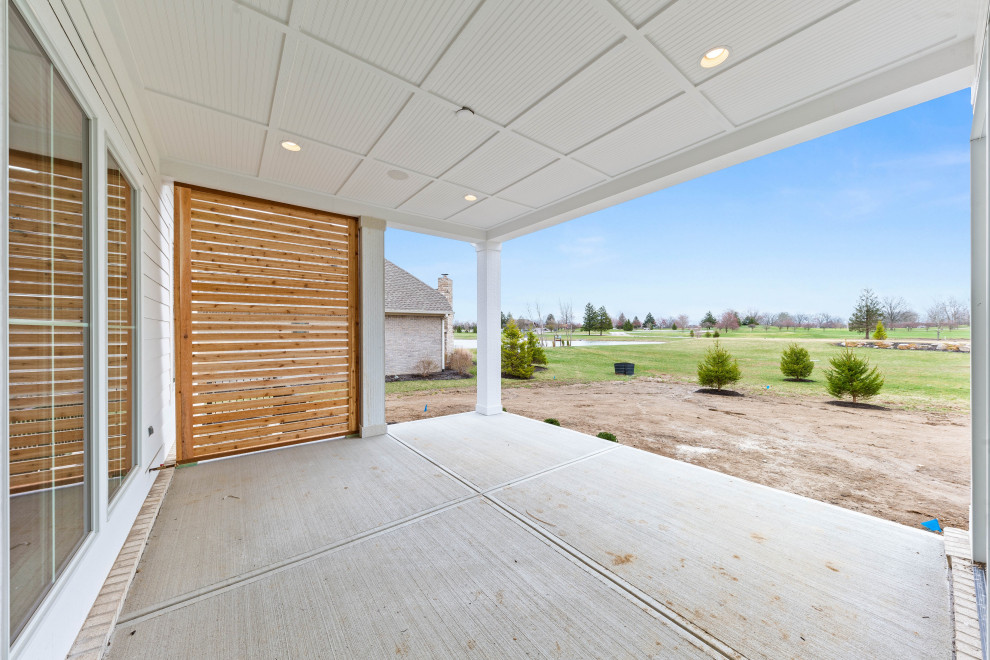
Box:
[485,291,969,339]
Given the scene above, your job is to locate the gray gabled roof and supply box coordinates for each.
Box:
[385,260,452,315]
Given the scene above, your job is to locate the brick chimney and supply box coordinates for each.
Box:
[438,274,454,366]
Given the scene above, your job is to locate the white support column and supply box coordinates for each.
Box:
[475,241,502,415]
[360,217,387,437]
[972,29,989,565]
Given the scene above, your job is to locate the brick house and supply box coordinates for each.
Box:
[385,261,454,376]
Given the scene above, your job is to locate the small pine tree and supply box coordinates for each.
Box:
[824,348,884,403]
[701,311,717,329]
[697,341,742,390]
[526,331,547,366]
[644,312,656,330]
[712,330,720,338]
[582,302,596,335]
[849,288,882,338]
[689,329,695,337]
[780,343,814,380]
[873,321,888,340]
[670,322,677,330]
[501,320,534,379]
[622,319,634,331]
[596,306,610,336]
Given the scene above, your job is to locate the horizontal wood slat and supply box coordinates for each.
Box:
[175,185,359,463]
[191,393,350,418]
[8,150,87,494]
[189,256,348,281]
[107,161,135,489]
[190,371,350,396]
[189,240,350,269]
[187,186,353,226]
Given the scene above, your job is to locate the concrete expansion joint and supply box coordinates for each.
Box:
[115,437,624,633]
[385,433,738,659]
[114,492,479,628]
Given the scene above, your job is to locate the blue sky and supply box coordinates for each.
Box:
[386,89,972,325]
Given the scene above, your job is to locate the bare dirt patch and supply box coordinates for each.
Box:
[387,378,970,530]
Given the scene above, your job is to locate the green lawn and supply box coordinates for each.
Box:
[452,327,971,342]
[388,337,971,412]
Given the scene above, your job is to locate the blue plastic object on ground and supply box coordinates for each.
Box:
[921,518,942,533]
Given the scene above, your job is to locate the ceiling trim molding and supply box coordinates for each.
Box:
[257,0,304,181]
[223,0,614,180]
[583,0,735,131]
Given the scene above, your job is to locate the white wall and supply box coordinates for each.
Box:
[2,0,173,657]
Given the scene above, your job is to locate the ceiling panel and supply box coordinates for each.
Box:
[373,95,496,177]
[443,133,556,196]
[114,0,283,123]
[700,0,969,126]
[512,41,681,154]
[338,159,431,208]
[425,0,622,125]
[108,0,978,242]
[237,0,292,22]
[609,0,675,28]
[148,95,266,175]
[303,0,481,84]
[645,0,848,85]
[279,43,410,154]
[399,180,485,219]
[500,160,606,208]
[447,197,531,228]
[264,139,362,194]
[572,94,723,176]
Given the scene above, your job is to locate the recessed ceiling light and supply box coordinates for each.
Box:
[281,140,301,152]
[700,46,729,68]
[464,194,477,201]
[455,106,475,121]
[387,169,409,180]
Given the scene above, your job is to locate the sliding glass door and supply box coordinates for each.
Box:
[7,2,90,638]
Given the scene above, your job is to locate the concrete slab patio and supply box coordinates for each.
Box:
[105,413,953,659]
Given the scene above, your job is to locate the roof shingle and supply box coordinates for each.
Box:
[384,260,452,314]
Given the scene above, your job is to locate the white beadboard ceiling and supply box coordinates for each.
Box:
[104,0,983,242]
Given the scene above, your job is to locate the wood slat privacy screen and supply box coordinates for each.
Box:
[174,185,359,463]
[8,151,87,493]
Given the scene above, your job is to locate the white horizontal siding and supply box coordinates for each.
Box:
[8,1,173,658]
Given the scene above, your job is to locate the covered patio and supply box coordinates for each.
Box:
[103,413,950,659]
[2,0,988,658]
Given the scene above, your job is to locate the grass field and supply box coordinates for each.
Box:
[454,326,971,342]
[388,337,971,412]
